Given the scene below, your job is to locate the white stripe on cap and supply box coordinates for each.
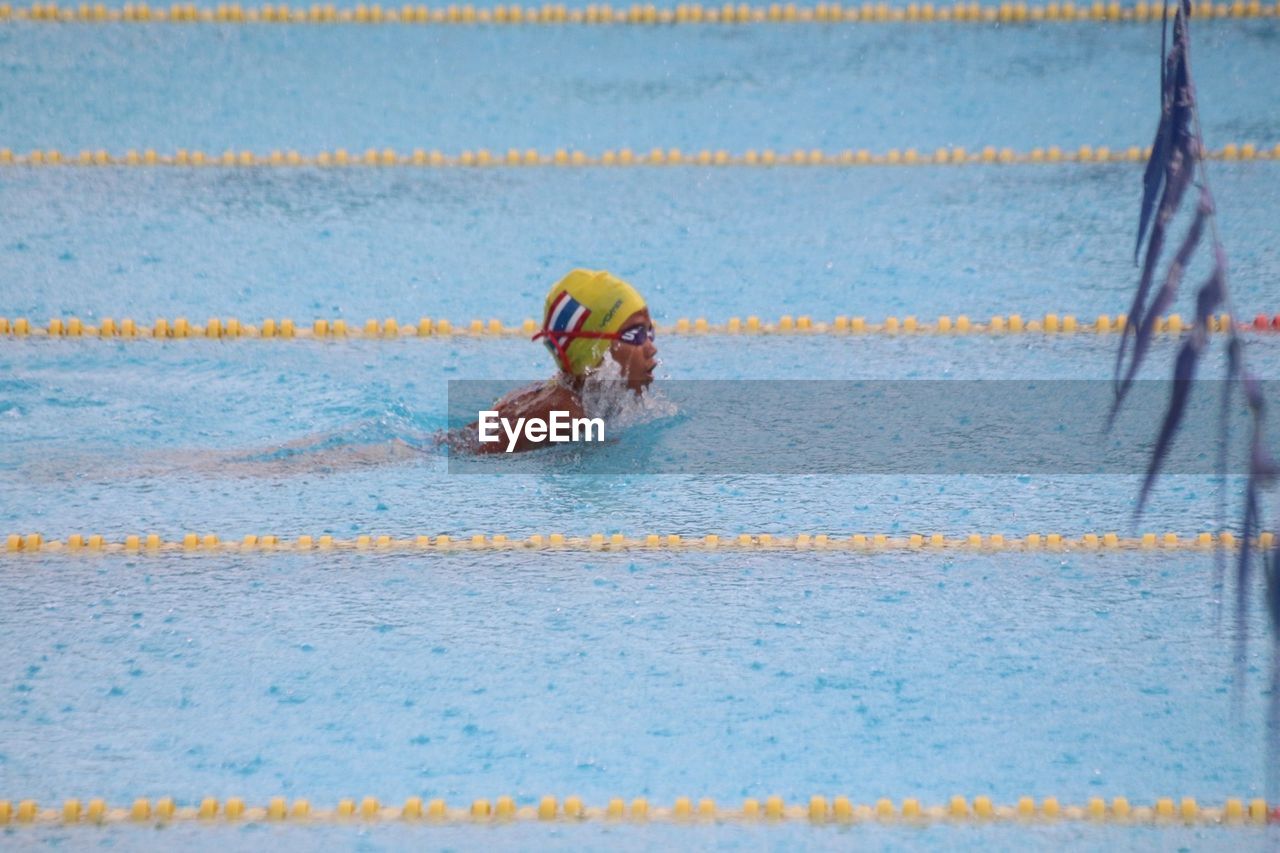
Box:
[565,303,589,333]
[546,291,572,330]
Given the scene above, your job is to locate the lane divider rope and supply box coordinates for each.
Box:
[1,143,1277,168]
[4,531,1276,555]
[5,312,1279,341]
[3,0,1278,25]
[0,795,1274,826]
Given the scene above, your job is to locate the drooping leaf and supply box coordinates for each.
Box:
[1120,0,1279,790]
[1116,0,1197,407]
[1269,527,1280,632]
[1116,116,1196,400]
[1115,187,1210,420]
[1235,373,1278,677]
[1238,470,1261,671]
[1214,335,1240,619]
[1134,1,1180,262]
[1136,343,1198,515]
[1131,245,1225,516]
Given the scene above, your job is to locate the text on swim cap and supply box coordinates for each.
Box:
[477,410,605,452]
[599,298,625,328]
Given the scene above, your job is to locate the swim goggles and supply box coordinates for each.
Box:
[532,323,654,374]
[616,323,655,346]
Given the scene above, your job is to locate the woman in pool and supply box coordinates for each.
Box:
[134,268,655,474]
[473,268,658,454]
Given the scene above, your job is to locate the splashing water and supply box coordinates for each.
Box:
[578,357,679,434]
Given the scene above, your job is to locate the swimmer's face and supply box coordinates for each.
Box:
[609,308,658,392]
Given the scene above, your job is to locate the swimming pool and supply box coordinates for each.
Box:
[2,7,1280,849]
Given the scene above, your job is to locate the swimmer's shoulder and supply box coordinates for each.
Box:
[468,378,584,455]
[494,378,584,420]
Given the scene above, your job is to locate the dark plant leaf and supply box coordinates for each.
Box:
[1212,261,1234,606]
[1131,242,1223,516]
[1136,342,1198,515]
[1121,0,1278,790]
[1194,244,1226,329]
[1269,539,1280,634]
[1235,374,1278,679]
[1238,472,1260,673]
[1116,188,1209,420]
[1115,11,1197,410]
[1134,2,1179,262]
[1135,122,1172,265]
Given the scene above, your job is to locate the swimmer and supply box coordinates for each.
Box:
[471,268,658,454]
[98,269,655,476]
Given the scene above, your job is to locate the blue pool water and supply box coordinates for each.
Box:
[1,23,1277,154]
[3,10,1280,850]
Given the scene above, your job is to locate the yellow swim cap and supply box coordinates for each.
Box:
[535,269,647,375]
